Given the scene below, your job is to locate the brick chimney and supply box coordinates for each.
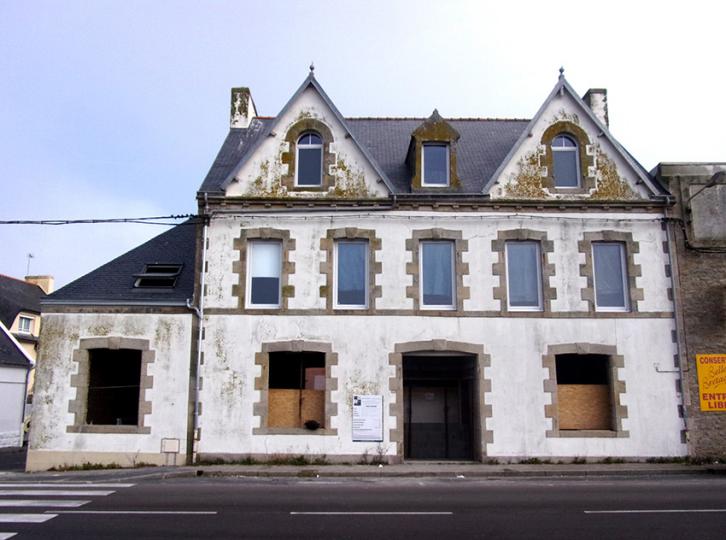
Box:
[582,88,609,128]
[230,87,257,129]
[25,275,54,295]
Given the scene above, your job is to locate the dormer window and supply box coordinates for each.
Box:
[552,134,580,188]
[296,131,323,187]
[133,264,182,289]
[422,143,449,186]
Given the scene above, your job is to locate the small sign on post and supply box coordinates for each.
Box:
[352,395,383,442]
[696,354,726,411]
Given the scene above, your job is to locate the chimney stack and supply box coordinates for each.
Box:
[230,87,257,129]
[582,88,609,128]
[25,275,54,295]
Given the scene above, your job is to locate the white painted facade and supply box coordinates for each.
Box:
[0,365,27,447]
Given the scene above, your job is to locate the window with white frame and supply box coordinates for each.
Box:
[593,242,629,311]
[422,143,449,186]
[18,315,34,334]
[420,240,455,308]
[335,240,368,308]
[552,134,580,188]
[506,241,543,310]
[247,240,282,308]
[296,132,323,186]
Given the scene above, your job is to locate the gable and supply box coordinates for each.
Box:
[487,79,656,201]
[224,79,390,200]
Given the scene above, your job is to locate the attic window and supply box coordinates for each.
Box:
[296,131,323,187]
[551,134,580,187]
[133,264,182,288]
[422,143,449,186]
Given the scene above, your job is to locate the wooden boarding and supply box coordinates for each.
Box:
[558,384,611,430]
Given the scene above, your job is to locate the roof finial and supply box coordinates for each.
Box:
[309,62,315,74]
[558,66,565,80]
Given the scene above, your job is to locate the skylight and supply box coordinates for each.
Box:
[133,264,183,289]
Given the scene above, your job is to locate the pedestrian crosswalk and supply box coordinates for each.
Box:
[0,482,134,538]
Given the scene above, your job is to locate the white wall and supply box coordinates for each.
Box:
[0,365,27,447]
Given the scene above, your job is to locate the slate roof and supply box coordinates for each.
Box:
[0,275,45,328]
[198,117,530,195]
[0,324,31,368]
[45,222,197,305]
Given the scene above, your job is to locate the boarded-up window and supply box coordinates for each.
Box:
[555,354,612,430]
[268,352,325,429]
[86,349,142,426]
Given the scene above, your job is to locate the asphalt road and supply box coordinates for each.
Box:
[2,475,726,539]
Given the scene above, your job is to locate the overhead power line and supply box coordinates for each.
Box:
[0,214,201,226]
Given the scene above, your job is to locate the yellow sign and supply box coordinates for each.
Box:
[696,354,726,411]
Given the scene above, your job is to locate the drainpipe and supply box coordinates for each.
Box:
[186,194,209,463]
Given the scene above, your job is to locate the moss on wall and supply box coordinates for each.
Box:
[330,159,372,198]
[591,150,639,200]
[245,159,286,198]
[504,150,547,199]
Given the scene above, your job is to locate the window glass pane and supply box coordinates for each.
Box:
[553,150,579,187]
[422,241,454,306]
[506,242,541,308]
[423,145,448,185]
[337,241,367,306]
[553,135,576,148]
[250,242,281,305]
[593,243,627,308]
[298,147,322,185]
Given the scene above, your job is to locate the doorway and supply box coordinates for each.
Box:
[403,354,476,460]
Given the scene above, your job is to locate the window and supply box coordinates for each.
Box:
[551,134,580,187]
[505,241,542,310]
[335,240,368,308]
[247,241,282,307]
[86,349,142,426]
[555,354,612,431]
[296,132,323,186]
[593,242,629,311]
[422,143,449,186]
[420,241,455,308]
[18,316,33,334]
[133,264,182,288]
[268,352,325,429]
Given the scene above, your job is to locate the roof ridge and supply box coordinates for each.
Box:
[0,273,41,289]
[344,116,530,122]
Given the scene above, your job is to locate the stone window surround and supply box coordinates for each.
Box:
[280,119,336,192]
[491,229,557,314]
[578,231,643,314]
[388,340,492,462]
[542,343,628,438]
[252,340,339,436]
[409,112,461,191]
[405,229,470,312]
[67,337,154,434]
[232,228,296,312]
[319,228,383,313]
[540,121,596,194]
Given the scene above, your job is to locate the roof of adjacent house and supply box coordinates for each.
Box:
[0,275,45,328]
[0,323,32,368]
[198,117,530,195]
[45,222,197,306]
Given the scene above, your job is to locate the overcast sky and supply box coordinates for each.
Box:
[1,0,724,289]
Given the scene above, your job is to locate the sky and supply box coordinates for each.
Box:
[1,0,724,289]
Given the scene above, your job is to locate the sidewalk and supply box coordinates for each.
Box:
[2,460,725,482]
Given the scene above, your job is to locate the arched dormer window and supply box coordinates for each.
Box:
[296,132,323,187]
[551,134,580,188]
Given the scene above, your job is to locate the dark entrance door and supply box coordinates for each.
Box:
[403,355,476,460]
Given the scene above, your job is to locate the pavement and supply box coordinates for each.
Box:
[2,455,725,482]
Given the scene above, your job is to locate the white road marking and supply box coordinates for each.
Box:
[290,511,453,515]
[0,483,134,488]
[0,514,57,523]
[0,534,17,540]
[0,490,114,496]
[585,509,726,514]
[0,500,89,508]
[50,511,218,515]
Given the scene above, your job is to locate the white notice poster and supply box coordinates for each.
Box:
[352,395,383,442]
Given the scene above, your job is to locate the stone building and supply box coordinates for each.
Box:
[655,163,726,458]
[28,71,686,470]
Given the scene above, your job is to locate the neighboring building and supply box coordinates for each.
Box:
[28,70,686,470]
[0,274,49,447]
[655,163,726,458]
